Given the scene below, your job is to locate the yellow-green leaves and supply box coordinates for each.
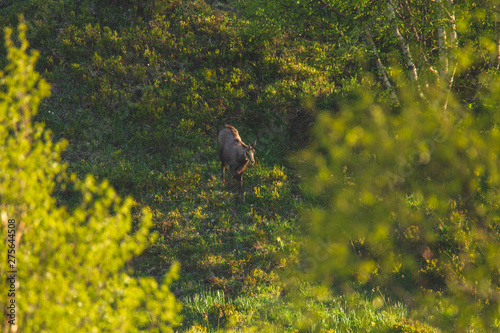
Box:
[297,85,500,330]
[0,19,180,332]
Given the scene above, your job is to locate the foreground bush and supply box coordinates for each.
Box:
[296,81,500,331]
[0,19,180,332]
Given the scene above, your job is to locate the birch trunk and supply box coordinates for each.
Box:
[438,25,448,78]
[496,5,500,69]
[442,0,458,110]
[365,28,400,106]
[386,0,423,97]
[447,1,458,87]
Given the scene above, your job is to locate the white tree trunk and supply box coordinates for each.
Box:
[365,28,400,106]
[442,0,458,110]
[386,0,422,98]
[495,5,500,69]
[438,25,448,78]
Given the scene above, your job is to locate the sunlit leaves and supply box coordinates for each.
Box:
[0,19,180,332]
[297,81,500,330]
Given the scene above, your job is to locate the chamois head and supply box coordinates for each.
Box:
[245,140,257,165]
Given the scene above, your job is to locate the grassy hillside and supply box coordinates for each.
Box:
[0,0,438,331]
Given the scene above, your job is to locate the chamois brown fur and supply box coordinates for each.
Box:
[218,124,256,202]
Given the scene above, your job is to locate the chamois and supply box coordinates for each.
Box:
[218,125,256,202]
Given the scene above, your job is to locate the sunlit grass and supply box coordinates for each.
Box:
[181,285,410,332]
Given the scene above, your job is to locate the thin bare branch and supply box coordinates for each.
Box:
[365,27,400,106]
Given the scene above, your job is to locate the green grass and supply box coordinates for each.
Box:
[180,285,413,332]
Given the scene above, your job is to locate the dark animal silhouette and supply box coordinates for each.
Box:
[218,125,256,202]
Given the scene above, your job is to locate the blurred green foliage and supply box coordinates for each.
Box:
[296,73,500,331]
[0,19,180,332]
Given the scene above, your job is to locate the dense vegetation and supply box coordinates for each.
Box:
[0,0,499,331]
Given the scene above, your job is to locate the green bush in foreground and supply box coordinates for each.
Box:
[0,19,180,332]
[296,81,500,331]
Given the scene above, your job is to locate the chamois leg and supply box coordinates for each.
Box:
[230,168,245,202]
[238,173,245,202]
[221,161,225,182]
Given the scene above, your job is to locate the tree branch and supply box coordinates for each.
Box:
[365,28,400,106]
[387,0,423,98]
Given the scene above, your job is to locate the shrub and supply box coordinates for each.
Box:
[296,82,500,331]
[0,18,180,332]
